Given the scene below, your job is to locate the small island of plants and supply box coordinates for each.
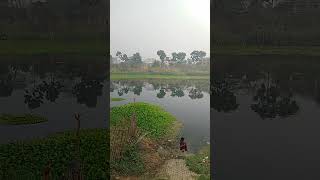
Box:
[111,97,126,102]
[0,114,47,125]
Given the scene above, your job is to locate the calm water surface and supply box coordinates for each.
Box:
[212,55,320,180]
[110,79,210,152]
[0,56,108,143]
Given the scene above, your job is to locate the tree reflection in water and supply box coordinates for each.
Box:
[132,85,142,95]
[189,88,204,99]
[112,80,207,100]
[170,87,184,97]
[211,80,239,112]
[72,80,104,108]
[157,88,166,98]
[251,76,299,119]
[24,77,64,109]
[0,57,107,110]
[24,87,44,109]
[39,79,64,102]
[0,78,13,97]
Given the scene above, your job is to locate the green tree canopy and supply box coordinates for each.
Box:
[157,50,167,64]
[190,50,206,64]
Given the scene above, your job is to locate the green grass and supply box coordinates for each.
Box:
[110,144,145,176]
[198,174,211,180]
[111,98,126,102]
[0,40,107,55]
[111,102,176,139]
[0,128,109,179]
[213,46,320,56]
[186,145,210,179]
[0,114,47,125]
[111,73,209,80]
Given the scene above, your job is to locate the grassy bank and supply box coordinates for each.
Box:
[111,73,209,80]
[186,145,210,180]
[0,40,107,55]
[111,102,176,139]
[213,46,320,56]
[0,129,109,179]
[110,102,179,177]
[0,114,47,125]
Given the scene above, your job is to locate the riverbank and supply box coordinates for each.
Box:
[110,102,184,178]
[186,145,211,180]
[213,46,320,56]
[110,102,211,179]
[111,73,209,80]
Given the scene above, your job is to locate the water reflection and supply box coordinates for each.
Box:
[0,56,108,142]
[188,88,204,99]
[210,56,311,119]
[211,55,320,180]
[251,75,299,119]
[211,79,239,112]
[0,78,13,97]
[72,80,104,108]
[0,57,107,110]
[112,80,209,100]
[110,79,210,152]
[170,87,184,97]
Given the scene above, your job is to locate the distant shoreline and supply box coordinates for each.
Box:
[111,73,209,80]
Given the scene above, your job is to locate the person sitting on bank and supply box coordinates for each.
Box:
[180,137,188,152]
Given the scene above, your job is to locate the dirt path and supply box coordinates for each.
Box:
[154,156,199,180]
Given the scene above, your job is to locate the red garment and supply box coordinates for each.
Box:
[180,141,187,151]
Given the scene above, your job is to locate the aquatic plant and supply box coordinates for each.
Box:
[0,129,108,179]
[111,102,176,139]
[0,114,47,125]
[111,98,126,102]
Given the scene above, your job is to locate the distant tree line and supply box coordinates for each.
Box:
[115,51,143,66]
[156,50,207,65]
[111,50,208,66]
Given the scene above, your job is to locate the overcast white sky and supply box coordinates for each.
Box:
[110,0,210,59]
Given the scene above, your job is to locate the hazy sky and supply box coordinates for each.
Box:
[110,0,210,59]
